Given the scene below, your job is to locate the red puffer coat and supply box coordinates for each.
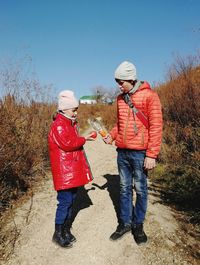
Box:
[110,82,163,158]
[48,113,93,191]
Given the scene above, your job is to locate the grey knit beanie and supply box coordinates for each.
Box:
[114,61,137,81]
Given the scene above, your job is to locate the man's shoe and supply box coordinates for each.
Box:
[110,224,131,241]
[132,223,147,245]
[52,224,73,248]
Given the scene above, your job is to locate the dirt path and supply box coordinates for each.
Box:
[3,135,198,265]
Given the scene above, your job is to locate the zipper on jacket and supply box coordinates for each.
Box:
[123,108,131,145]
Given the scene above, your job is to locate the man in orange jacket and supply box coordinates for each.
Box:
[104,61,163,244]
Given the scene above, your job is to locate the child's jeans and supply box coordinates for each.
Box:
[117,149,148,225]
[55,188,78,224]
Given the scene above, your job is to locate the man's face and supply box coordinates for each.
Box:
[115,79,133,93]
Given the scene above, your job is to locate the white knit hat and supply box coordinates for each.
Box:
[114,61,137,81]
[58,90,79,110]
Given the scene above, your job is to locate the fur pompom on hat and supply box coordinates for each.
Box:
[58,90,79,110]
[114,61,137,81]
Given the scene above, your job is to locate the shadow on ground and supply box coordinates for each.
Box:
[92,174,120,223]
[71,186,95,224]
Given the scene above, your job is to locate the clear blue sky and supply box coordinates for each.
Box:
[0,0,199,99]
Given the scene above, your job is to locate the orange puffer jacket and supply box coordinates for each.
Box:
[110,82,163,158]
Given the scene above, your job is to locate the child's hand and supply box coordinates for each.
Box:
[102,134,113,144]
[89,131,97,139]
[85,131,97,141]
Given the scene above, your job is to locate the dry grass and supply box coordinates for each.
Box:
[150,54,200,224]
[0,95,55,210]
[77,102,117,132]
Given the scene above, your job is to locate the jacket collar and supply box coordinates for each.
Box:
[56,113,77,126]
[129,81,151,94]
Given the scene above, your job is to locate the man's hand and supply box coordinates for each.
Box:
[102,134,113,144]
[144,157,156,170]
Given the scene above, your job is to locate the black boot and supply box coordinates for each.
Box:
[132,223,147,245]
[52,224,73,248]
[110,223,131,241]
[63,219,76,243]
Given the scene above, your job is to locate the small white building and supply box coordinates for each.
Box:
[79,96,97,104]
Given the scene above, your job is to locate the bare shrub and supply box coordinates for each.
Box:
[0,58,55,211]
[152,53,200,223]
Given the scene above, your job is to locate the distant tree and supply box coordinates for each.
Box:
[91,85,119,104]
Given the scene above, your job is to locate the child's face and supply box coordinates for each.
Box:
[63,107,78,119]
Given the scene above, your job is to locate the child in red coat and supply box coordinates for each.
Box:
[48,90,95,248]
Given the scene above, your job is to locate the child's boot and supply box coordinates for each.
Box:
[52,224,73,248]
[63,219,76,242]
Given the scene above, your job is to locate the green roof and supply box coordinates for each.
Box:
[80,95,97,100]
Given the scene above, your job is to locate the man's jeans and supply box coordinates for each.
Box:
[117,149,148,225]
[55,188,78,224]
